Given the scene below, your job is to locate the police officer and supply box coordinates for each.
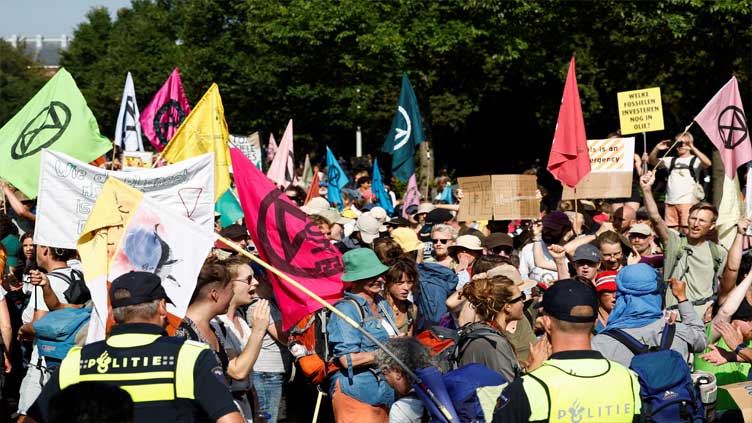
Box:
[493,279,642,423]
[26,271,244,423]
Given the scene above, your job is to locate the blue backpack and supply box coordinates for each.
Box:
[33,305,91,369]
[603,323,703,422]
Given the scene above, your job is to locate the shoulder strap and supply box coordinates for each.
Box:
[689,156,699,181]
[708,241,723,274]
[339,297,365,323]
[669,157,677,173]
[659,323,676,351]
[48,270,72,285]
[601,329,650,356]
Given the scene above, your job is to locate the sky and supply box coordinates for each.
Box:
[1,0,133,38]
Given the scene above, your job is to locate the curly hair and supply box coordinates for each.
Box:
[461,275,516,321]
[374,337,433,385]
[373,237,404,266]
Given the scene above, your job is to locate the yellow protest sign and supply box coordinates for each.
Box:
[617,87,664,135]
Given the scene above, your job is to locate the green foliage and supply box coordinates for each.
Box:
[0,40,46,126]
[42,0,752,174]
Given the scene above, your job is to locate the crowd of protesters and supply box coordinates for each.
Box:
[0,131,750,422]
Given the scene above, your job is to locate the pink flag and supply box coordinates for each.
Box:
[266,119,295,187]
[231,148,344,330]
[402,174,421,218]
[547,57,590,188]
[695,76,751,179]
[266,133,278,164]
[140,68,191,151]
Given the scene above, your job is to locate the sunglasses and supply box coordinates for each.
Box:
[231,275,255,285]
[432,238,450,245]
[491,246,513,255]
[508,292,526,304]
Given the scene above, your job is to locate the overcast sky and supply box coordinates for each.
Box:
[1,0,132,37]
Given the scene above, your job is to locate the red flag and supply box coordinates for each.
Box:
[547,57,590,188]
[230,148,344,329]
[304,170,321,205]
[695,76,751,179]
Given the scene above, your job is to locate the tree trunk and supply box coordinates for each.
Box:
[419,141,434,200]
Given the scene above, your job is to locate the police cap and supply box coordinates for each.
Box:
[110,271,175,308]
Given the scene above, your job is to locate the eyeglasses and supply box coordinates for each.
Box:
[432,238,450,245]
[508,292,526,304]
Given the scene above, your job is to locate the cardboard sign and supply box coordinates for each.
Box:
[458,175,539,221]
[563,138,635,200]
[122,151,154,170]
[617,87,664,135]
[720,380,752,421]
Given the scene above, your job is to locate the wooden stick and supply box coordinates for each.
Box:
[312,389,323,423]
[215,235,456,422]
[650,121,695,173]
[111,142,118,171]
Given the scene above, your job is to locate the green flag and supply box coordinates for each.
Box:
[382,73,425,182]
[215,188,244,228]
[0,68,112,198]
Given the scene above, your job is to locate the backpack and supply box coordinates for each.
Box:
[33,304,91,370]
[416,326,459,373]
[603,323,703,422]
[49,268,91,305]
[288,297,364,385]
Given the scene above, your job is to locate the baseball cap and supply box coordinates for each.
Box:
[385,216,410,228]
[354,212,386,243]
[483,233,513,249]
[314,208,352,226]
[110,272,174,308]
[628,223,652,236]
[370,207,389,224]
[540,279,597,323]
[572,244,601,263]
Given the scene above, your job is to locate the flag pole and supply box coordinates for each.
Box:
[651,121,695,173]
[111,142,118,171]
[216,235,456,422]
[574,189,579,235]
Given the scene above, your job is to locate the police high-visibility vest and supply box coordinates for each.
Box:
[523,358,640,422]
[58,331,208,404]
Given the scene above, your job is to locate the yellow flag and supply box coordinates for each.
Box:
[161,83,231,201]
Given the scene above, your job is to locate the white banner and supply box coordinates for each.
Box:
[35,149,215,248]
[230,132,263,170]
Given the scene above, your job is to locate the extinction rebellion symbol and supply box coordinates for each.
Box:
[11,101,71,160]
[718,106,748,149]
[154,100,187,148]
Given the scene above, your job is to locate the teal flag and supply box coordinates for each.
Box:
[215,188,244,228]
[0,68,112,198]
[326,146,348,211]
[382,73,425,182]
[372,159,393,214]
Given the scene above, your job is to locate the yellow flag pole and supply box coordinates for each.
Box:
[651,121,695,173]
[215,235,456,422]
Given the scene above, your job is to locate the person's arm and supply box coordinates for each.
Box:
[547,244,570,280]
[639,171,669,244]
[719,217,750,304]
[648,140,670,166]
[530,221,557,271]
[225,300,270,381]
[1,181,36,222]
[634,154,644,177]
[561,221,614,257]
[29,270,64,311]
[264,304,289,346]
[328,301,377,369]
[709,271,752,343]
[669,279,707,353]
[686,138,712,169]
[0,299,11,372]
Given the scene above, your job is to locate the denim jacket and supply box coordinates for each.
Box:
[327,292,395,406]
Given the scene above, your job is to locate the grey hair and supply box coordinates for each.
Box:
[431,224,457,239]
[375,337,434,385]
[111,288,161,323]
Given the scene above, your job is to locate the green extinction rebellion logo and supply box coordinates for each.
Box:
[11,101,71,159]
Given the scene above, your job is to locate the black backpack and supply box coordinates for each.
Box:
[48,269,90,305]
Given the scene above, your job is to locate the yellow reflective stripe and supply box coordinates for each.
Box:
[58,346,83,390]
[175,341,207,399]
[120,383,175,402]
[79,371,175,382]
[106,333,161,348]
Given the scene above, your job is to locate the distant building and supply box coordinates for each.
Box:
[3,34,72,76]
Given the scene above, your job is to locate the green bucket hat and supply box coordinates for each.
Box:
[341,248,389,282]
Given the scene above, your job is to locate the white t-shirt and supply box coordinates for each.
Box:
[22,268,73,325]
[661,156,702,205]
[518,242,562,285]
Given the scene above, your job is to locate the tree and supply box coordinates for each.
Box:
[0,39,46,126]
